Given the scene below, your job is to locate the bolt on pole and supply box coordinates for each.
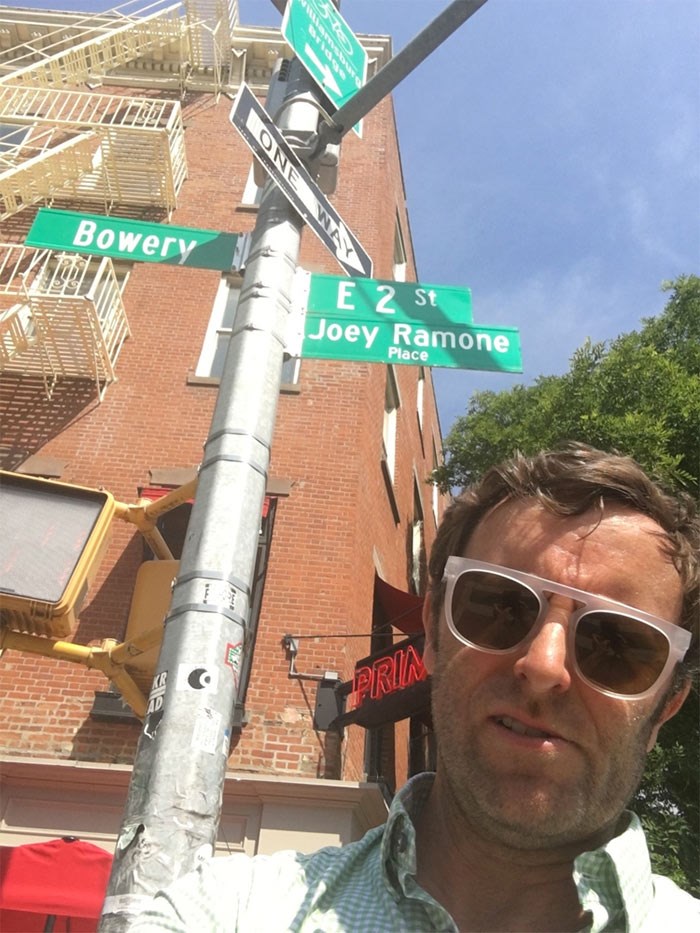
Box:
[99,59,323,931]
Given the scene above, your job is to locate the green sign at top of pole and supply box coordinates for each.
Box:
[282,0,368,123]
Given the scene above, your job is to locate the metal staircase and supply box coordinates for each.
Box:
[0,1,240,90]
[0,3,185,89]
[0,1,242,220]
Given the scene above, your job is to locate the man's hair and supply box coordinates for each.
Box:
[428,443,699,677]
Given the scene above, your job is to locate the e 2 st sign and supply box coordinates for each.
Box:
[306,273,474,325]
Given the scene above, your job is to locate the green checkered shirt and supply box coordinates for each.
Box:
[133,773,698,932]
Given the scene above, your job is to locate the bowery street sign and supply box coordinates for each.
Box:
[25,208,248,272]
[230,83,372,278]
[288,271,521,372]
[282,0,368,117]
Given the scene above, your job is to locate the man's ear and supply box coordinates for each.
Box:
[646,680,691,752]
[422,590,436,675]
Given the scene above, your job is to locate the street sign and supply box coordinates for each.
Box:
[288,270,521,373]
[282,0,367,118]
[303,316,521,372]
[306,273,474,325]
[229,83,372,278]
[25,208,248,272]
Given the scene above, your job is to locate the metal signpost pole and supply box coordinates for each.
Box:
[99,59,322,931]
[100,1,491,927]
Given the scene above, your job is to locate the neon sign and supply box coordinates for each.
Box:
[351,641,427,709]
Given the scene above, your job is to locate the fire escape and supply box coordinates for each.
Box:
[0,0,240,399]
[0,243,130,400]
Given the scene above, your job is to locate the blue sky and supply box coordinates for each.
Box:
[14,1,700,436]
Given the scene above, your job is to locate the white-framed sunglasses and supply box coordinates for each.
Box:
[442,557,691,700]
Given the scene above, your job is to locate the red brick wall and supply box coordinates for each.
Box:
[0,81,445,783]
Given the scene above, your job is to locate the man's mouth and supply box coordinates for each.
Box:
[496,716,557,740]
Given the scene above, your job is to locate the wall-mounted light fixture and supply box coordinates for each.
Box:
[282,634,339,683]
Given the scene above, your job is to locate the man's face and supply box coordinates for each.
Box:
[424,500,687,850]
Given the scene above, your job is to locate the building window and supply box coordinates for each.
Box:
[382,366,400,482]
[0,122,31,153]
[393,215,407,283]
[416,366,425,432]
[432,441,441,526]
[409,716,437,776]
[196,278,299,384]
[195,278,240,378]
[410,477,425,595]
[241,164,263,207]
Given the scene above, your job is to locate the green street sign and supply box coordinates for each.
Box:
[302,316,522,373]
[293,273,522,373]
[282,0,367,122]
[25,208,247,272]
[306,273,474,326]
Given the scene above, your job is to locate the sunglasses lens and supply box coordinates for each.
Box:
[451,571,540,650]
[575,611,670,695]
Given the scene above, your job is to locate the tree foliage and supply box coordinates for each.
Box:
[435,275,700,497]
[433,275,700,893]
[635,691,699,895]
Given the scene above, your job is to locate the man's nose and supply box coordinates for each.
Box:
[512,595,574,694]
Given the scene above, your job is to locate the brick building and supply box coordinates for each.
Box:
[0,1,445,865]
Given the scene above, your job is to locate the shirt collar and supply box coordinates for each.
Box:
[380,772,434,900]
[574,811,654,932]
[381,773,654,931]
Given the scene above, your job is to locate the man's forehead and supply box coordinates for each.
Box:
[460,498,683,618]
[464,497,672,561]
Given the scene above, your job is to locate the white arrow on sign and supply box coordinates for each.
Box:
[230,83,372,279]
[303,42,341,97]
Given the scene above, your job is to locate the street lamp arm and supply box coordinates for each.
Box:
[313,0,489,150]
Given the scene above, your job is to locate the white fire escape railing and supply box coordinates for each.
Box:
[0,244,130,400]
[0,84,186,217]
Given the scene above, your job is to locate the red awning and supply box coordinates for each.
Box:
[374,575,425,635]
[0,838,112,932]
[140,487,273,518]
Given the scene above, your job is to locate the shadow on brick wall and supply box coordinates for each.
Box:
[0,374,99,470]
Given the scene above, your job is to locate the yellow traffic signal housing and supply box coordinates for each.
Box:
[0,470,115,637]
[119,558,177,692]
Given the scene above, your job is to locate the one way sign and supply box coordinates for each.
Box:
[230,83,372,278]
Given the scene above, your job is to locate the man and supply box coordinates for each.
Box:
[134,445,698,931]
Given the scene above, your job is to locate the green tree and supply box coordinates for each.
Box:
[435,275,700,497]
[433,275,700,893]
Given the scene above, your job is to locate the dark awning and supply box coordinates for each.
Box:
[374,575,425,635]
